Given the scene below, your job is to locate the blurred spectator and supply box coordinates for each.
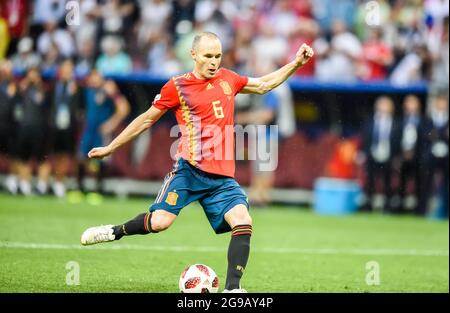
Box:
[235,90,279,207]
[75,38,96,76]
[10,37,42,72]
[69,0,99,52]
[41,40,64,72]
[32,0,67,25]
[195,0,235,51]
[362,96,400,212]
[263,0,299,38]
[98,0,137,38]
[325,139,359,180]
[419,94,449,216]
[49,60,80,197]
[235,63,282,207]
[136,0,172,49]
[169,0,197,40]
[428,16,449,96]
[0,0,29,56]
[360,27,393,81]
[233,24,253,74]
[15,67,50,196]
[311,0,356,32]
[174,23,201,71]
[390,44,430,86]
[250,18,288,69]
[272,81,296,140]
[147,39,183,77]
[398,95,426,214]
[0,60,19,194]
[37,20,76,58]
[288,17,319,77]
[195,0,238,24]
[96,35,132,75]
[0,10,9,60]
[424,0,449,30]
[72,70,129,202]
[315,20,362,82]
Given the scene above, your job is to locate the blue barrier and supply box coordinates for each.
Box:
[17,69,428,94]
[313,177,363,215]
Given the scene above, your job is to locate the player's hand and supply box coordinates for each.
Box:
[88,146,113,159]
[295,43,314,66]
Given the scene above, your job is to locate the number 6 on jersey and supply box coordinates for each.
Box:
[212,100,224,119]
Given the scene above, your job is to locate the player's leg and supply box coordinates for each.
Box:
[81,158,197,245]
[112,209,177,239]
[223,204,252,291]
[199,176,252,292]
[80,209,177,245]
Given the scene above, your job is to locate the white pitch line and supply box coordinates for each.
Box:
[0,241,448,257]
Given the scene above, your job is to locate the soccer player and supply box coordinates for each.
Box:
[80,32,314,292]
[71,69,130,202]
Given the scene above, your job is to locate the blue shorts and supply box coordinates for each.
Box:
[150,158,249,234]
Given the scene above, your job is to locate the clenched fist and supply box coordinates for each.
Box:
[295,43,314,67]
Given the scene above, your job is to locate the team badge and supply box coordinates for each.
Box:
[165,191,179,206]
[219,81,232,95]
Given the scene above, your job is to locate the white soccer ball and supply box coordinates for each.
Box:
[179,264,219,293]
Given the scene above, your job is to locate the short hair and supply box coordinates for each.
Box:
[191,32,220,51]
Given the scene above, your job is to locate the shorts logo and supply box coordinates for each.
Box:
[165,191,178,206]
[219,80,232,96]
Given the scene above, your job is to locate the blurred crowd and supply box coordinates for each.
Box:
[0,0,448,217]
[0,0,448,88]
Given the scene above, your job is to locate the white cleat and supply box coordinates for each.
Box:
[80,225,115,246]
[223,289,248,293]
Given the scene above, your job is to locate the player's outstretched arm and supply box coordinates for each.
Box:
[88,106,167,159]
[241,43,314,95]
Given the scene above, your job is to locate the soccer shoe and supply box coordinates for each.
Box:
[80,225,115,246]
[222,289,248,293]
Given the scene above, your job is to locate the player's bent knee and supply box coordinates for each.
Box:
[150,210,176,232]
[225,204,252,228]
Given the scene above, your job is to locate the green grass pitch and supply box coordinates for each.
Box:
[0,193,448,292]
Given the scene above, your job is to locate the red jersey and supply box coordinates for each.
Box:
[152,68,248,177]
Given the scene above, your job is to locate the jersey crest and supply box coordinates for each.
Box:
[219,80,232,96]
[165,191,179,206]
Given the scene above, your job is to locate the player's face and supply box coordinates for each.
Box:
[192,38,222,80]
